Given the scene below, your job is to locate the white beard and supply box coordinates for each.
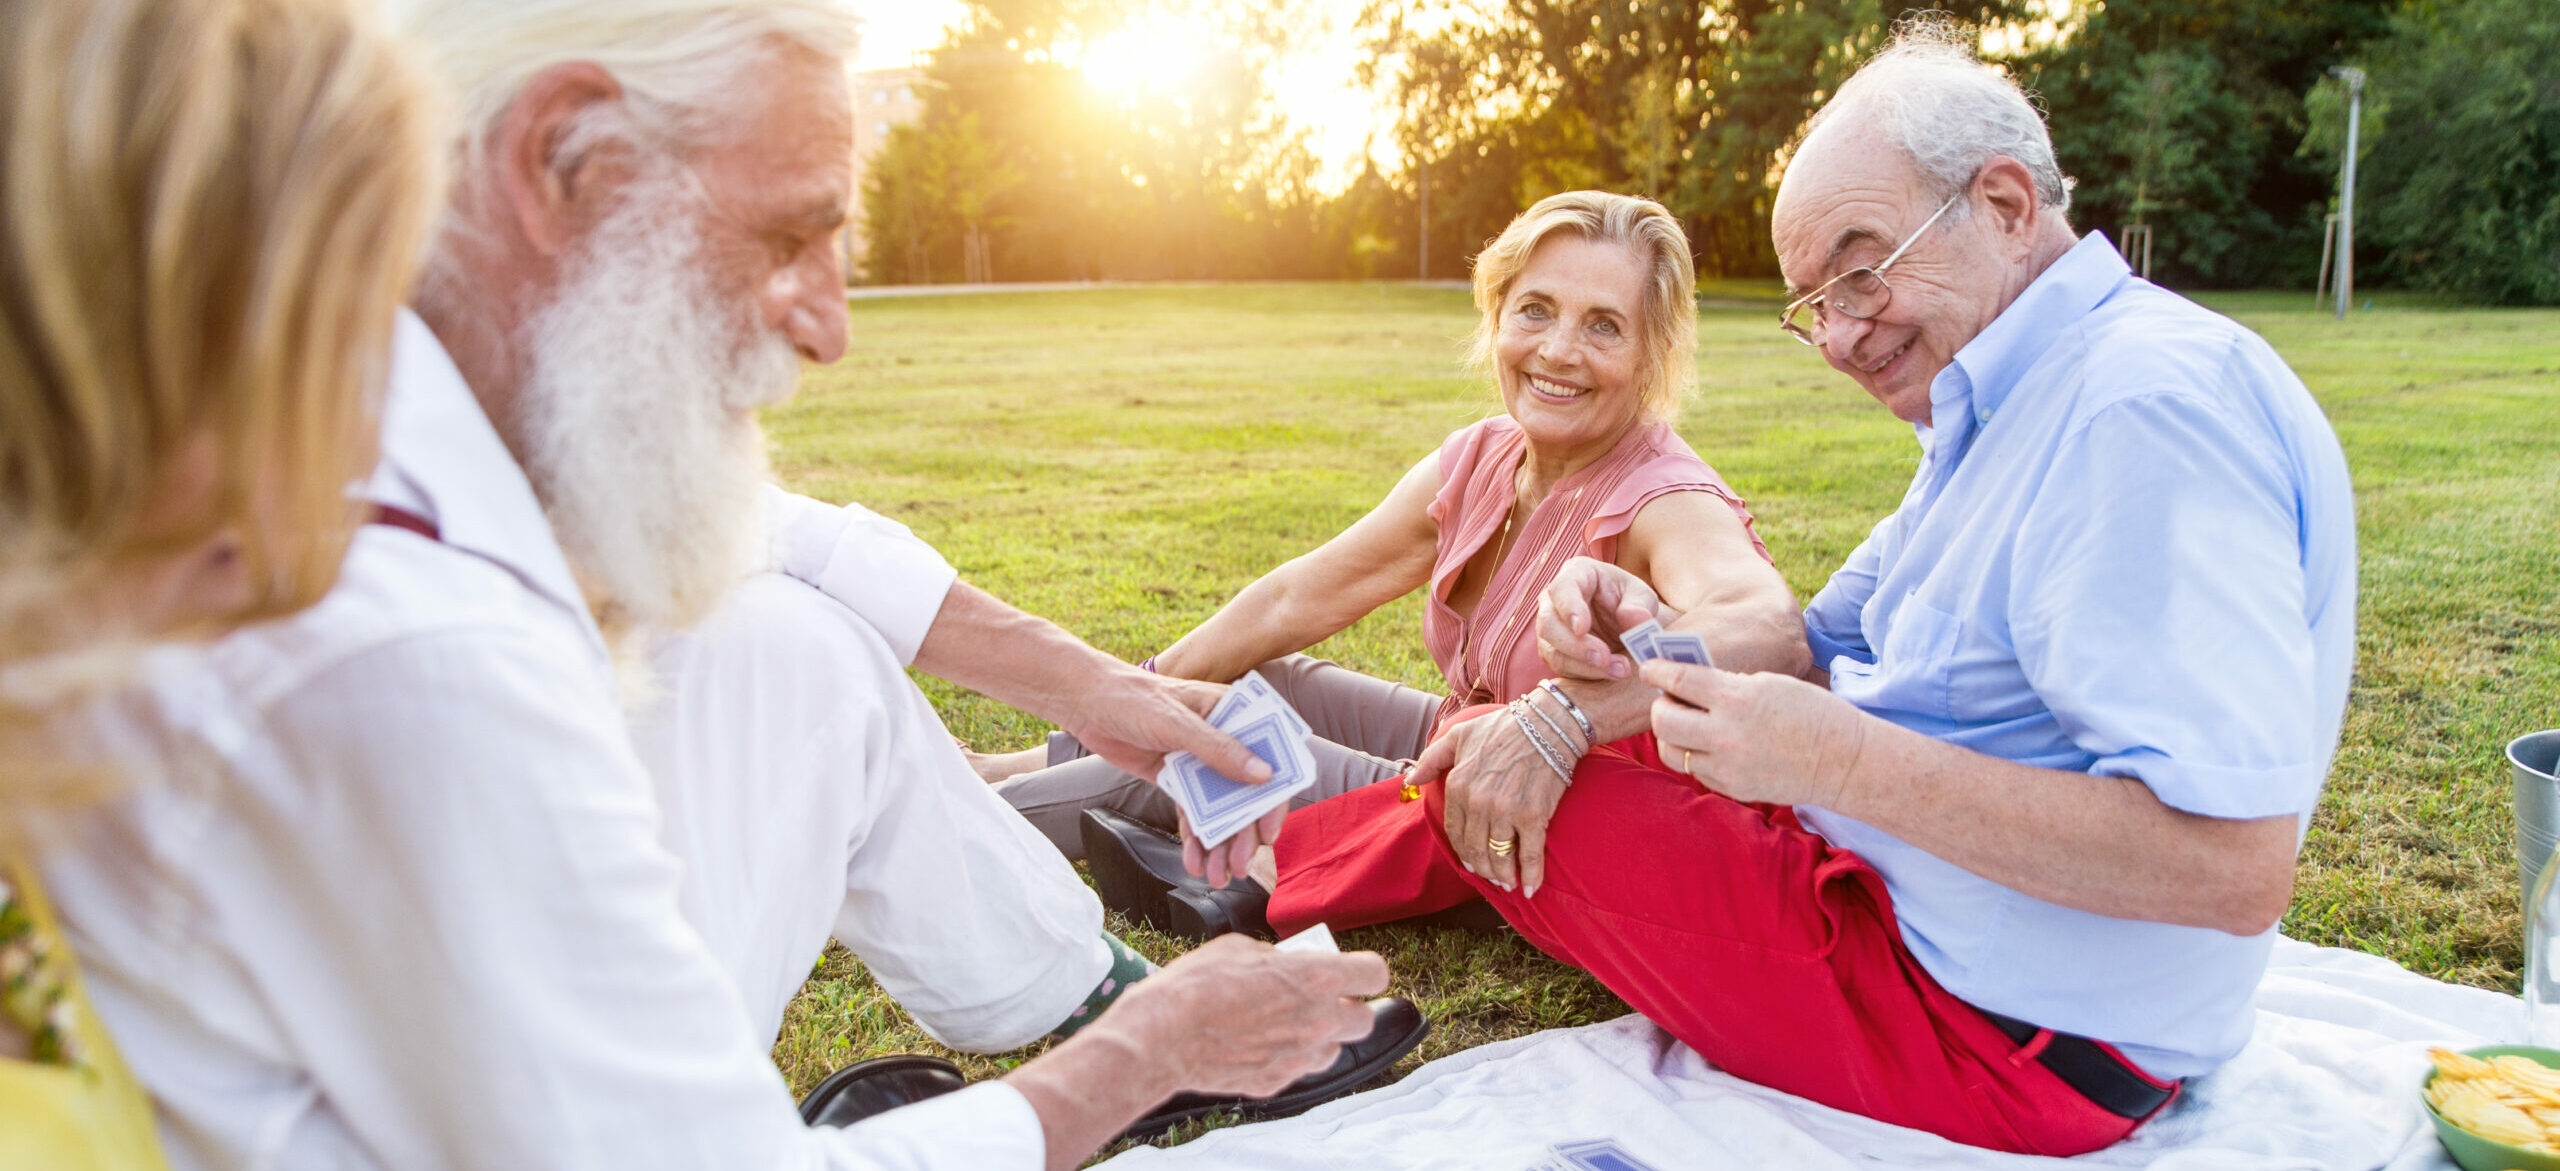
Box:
[513,183,802,639]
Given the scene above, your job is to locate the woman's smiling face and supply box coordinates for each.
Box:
[1493,234,1652,459]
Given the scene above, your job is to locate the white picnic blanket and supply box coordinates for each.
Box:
[1099,938,2517,1170]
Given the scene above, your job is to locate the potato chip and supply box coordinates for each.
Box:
[2433,1047,2500,1080]
[2427,1048,2560,1152]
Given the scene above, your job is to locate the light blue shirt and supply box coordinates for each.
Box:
[1797,233,2357,1080]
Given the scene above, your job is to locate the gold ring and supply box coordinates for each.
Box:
[1488,836,1516,856]
[1682,748,1694,774]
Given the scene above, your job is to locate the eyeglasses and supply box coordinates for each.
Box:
[1778,193,1961,347]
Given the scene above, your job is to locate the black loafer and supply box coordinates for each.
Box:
[1118,995,1429,1143]
[1082,808,1273,940]
[800,1054,968,1128]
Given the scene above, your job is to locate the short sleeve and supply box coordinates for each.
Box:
[2010,391,2328,820]
[1581,451,1771,566]
[1425,418,1510,531]
[763,486,958,664]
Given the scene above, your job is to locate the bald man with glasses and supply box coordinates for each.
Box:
[1245,24,2357,1159]
[1524,30,2357,1155]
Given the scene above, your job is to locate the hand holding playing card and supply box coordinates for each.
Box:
[1641,659,1867,809]
[1620,618,1715,669]
[1158,672,1321,877]
[1068,674,1273,792]
[1536,557,1683,681]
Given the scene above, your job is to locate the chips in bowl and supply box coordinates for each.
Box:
[2424,1045,2560,1170]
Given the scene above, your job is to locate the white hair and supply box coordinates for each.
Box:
[1804,18,2073,214]
[381,0,860,162]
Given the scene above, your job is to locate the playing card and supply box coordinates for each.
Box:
[1622,618,1714,668]
[1648,629,1715,668]
[1620,618,1662,663]
[1158,670,1318,848]
[1225,670,1310,738]
[1551,1139,1665,1171]
[1275,922,1338,953]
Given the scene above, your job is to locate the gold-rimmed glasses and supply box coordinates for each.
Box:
[1778,193,1961,347]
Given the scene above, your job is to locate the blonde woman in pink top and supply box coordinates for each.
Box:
[994,192,1810,923]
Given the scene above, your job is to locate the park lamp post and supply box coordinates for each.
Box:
[2330,65,2365,321]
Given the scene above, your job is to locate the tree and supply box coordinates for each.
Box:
[861,112,1020,284]
[1359,0,2028,280]
[861,0,1341,284]
[2324,0,2560,304]
[2013,0,2397,288]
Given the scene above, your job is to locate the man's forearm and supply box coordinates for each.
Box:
[911,581,1136,723]
[1827,715,2298,935]
[1003,1027,1184,1171]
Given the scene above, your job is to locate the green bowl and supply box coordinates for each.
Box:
[2423,1045,2560,1171]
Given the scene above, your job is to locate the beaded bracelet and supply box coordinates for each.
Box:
[1536,679,1597,748]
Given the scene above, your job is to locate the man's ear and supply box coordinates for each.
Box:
[1974,155,2044,259]
[484,62,630,258]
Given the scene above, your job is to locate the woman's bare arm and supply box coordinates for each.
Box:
[1152,452,1445,682]
[1556,490,1809,741]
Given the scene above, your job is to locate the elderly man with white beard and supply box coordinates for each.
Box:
[36,2,1423,1169]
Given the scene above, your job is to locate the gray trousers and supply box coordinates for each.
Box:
[993,654,1443,861]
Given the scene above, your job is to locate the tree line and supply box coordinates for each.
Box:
[861,0,2559,303]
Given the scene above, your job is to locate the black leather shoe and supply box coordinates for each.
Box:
[1118,996,1429,1143]
[1082,808,1273,940]
[800,1054,968,1129]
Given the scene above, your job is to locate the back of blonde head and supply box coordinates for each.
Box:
[0,0,445,805]
[1470,191,1699,422]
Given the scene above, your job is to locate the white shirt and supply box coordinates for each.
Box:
[42,312,1044,1170]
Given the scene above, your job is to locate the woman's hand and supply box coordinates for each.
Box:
[1536,557,1683,682]
[1642,660,1869,809]
[1416,709,1575,898]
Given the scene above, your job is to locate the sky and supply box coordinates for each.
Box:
[847,0,1393,192]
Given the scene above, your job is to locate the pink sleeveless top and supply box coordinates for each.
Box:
[1423,416,1770,722]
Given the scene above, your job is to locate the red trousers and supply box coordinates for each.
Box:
[1268,734,2174,1157]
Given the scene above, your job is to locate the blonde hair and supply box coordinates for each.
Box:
[1469,191,1699,421]
[0,0,446,795]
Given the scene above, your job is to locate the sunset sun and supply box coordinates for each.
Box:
[1068,19,1215,99]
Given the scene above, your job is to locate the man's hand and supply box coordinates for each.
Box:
[1061,672,1270,789]
[1641,660,1869,809]
[1105,934,1388,1096]
[908,583,1273,873]
[1537,557,1680,682]
[1056,670,1285,888]
[1422,711,1576,897]
[1004,935,1389,1170]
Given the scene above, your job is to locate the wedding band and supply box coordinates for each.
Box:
[1488,836,1516,856]
[1681,749,1695,774]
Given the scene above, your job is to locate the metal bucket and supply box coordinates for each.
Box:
[2513,730,2560,926]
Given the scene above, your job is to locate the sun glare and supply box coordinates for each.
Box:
[1069,20,1213,99]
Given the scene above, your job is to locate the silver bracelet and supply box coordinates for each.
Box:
[1508,699,1574,784]
[1535,679,1597,750]
[1524,688,1585,757]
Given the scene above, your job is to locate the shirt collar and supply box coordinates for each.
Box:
[369,310,605,656]
[1945,232,2131,423]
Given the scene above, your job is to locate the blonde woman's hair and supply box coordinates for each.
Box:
[0,0,446,799]
[1468,191,1699,422]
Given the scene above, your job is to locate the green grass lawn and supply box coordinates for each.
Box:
[762,281,2560,1149]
